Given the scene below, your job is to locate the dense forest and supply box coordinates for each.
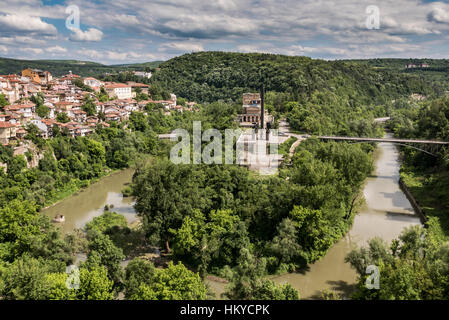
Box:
[151,52,433,104]
[0,57,162,77]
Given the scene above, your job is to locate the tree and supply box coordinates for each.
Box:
[224,248,300,300]
[56,112,70,123]
[267,218,301,265]
[171,209,251,276]
[123,258,155,299]
[0,255,63,300]
[251,280,299,300]
[129,112,149,132]
[45,272,77,300]
[289,205,335,262]
[77,266,115,300]
[81,94,97,116]
[0,93,9,108]
[129,262,207,300]
[346,226,449,300]
[36,104,50,118]
[132,159,211,253]
[85,211,128,236]
[73,79,93,92]
[0,200,41,259]
[86,233,125,285]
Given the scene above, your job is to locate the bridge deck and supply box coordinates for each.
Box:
[317,136,449,145]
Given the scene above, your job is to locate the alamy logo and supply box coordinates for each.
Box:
[365,5,380,30]
[65,5,80,31]
[66,265,80,290]
[365,265,380,289]
[169,121,280,174]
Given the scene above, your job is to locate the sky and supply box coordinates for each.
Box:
[1,0,449,64]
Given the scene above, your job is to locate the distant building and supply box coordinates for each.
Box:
[83,77,104,91]
[236,92,273,128]
[237,93,261,126]
[127,82,150,96]
[104,83,132,99]
[0,121,16,144]
[1,74,30,103]
[4,104,34,119]
[133,71,152,79]
[405,63,430,69]
[22,68,52,84]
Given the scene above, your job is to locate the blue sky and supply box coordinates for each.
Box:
[1,0,449,64]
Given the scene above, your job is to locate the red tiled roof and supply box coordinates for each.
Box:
[6,105,33,110]
[0,121,15,128]
[104,83,130,89]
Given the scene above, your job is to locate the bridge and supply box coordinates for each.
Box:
[316,135,448,157]
[317,136,449,145]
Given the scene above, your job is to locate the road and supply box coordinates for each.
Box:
[278,119,310,161]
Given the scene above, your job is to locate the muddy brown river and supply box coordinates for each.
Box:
[43,168,138,233]
[270,137,422,299]
[43,136,422,299]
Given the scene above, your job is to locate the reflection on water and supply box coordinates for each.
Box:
[43,168,137,233]
[271,138,422,299]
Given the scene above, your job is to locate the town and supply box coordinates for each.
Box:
[0,68,196,146]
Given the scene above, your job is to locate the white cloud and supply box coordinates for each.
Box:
[159,42,204,52]
[76,49,157,64]
[428,5,449,23]
[21,47,44,54]
[0,45,8,54]
[3,0,449,60]
[0,35,47,45]
[69,28,103,42]
[77,49,104,60]
[46,46,67,53]
[288,45,348,56]
[236,45,271,53]
[0,13,57,35]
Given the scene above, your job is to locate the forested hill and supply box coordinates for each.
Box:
[345,58,449,93]
[0,57,162,77]
[345,58,449,71]
[151,51,433,104]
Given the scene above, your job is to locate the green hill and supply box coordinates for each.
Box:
[344,58,449,90]
[0,57,163,77]
[151,51,435,104]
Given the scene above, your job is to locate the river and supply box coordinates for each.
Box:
[43,168,138,233]
[42,137,422,299]
[269,137,422,299]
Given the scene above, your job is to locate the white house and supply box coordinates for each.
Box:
[83,77,103,91]
[104,83,132,99]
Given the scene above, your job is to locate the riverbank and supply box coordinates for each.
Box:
[400,165,449,240]
[40,168,122,211]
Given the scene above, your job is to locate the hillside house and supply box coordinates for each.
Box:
[104,83,132,99]
[0,121,16,144]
